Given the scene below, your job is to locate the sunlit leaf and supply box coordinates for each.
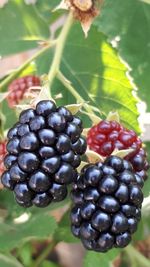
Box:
[95,0,150,111]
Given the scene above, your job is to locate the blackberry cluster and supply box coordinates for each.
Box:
[1,100,87,208]
[87,120,149,181]
[7,75,41,108]
[71,156,143,252]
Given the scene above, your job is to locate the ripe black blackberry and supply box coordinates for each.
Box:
[71,156,143,252]
[1,100,87,208]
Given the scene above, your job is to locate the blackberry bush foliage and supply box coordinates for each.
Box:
[71,156,143,252]
[1,100,87,208]
[87,119,149,181]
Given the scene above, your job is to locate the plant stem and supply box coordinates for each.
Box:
[57,71,96,115]
[57,71,84,103]
[0,41,56,92]
[124,245,150,267]
[48,12,74,88]
[31,240,57,267]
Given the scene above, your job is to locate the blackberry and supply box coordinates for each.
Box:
[71,156,143,252]
[20,109,35,124]
[7,75,41,108]
[30,116,45,132]
[1,171,15,190]
[9,163,27,182]
[29,171,51,192]
[87,120,149,181]
[42,157,61,174]
[32,192,52,208]
[1,100,86,208]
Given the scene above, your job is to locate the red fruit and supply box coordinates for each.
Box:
[7,75,41,107]
[87,120,149,180]
[0,141,7,177]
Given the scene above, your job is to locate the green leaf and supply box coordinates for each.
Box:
[140,0,150,4]
[0,190,24,219]
[94,0,150,111]
[0,93,8,103]
[0,0,50,56]
[0,254,23,267]
[19,62,37,77]
[51,25,140,132]
[36,48,53,76]
[41,261,60,267]
[17,243,33,267]
[54,210,79,243]
[0,189,70,221]
[133,219,144,241]
[35,0,61,23]
[0,213,57,251]
[2,101,17,133]
[84,249,120,267]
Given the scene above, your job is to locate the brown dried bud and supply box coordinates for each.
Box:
[72,0,93,12]
[56,0,103,36]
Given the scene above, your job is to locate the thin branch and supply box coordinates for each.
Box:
[0,40,57,92]
[48,12,74,88]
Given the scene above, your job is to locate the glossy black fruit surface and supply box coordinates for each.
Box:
[29,171,51,192]
[2,100,86,208]
[36,100,56,116]
[71,156,143,252]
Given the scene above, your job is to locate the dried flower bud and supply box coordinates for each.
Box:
[72,0,93,12]
[56,0,103,36]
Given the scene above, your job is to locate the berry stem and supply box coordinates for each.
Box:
[57,71,84,103]
[57,71,96,116]
[48,12,74,88]
[0,41,57,92]
[31,240,57,267]
[124,245,150,267]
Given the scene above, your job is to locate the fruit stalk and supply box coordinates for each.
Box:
[48,12,74,88]
[57,71,97,116]
[0,41,56,92]
[31,240,57,267]
[124,245,150,267]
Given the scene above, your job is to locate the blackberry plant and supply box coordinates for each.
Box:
[0,1,150,267]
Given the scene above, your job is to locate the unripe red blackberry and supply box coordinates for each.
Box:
[7,75,41,108]
[71,156,143,252]
[1,100,87,208]
[0,141,7,178]
[87,120,149,181]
